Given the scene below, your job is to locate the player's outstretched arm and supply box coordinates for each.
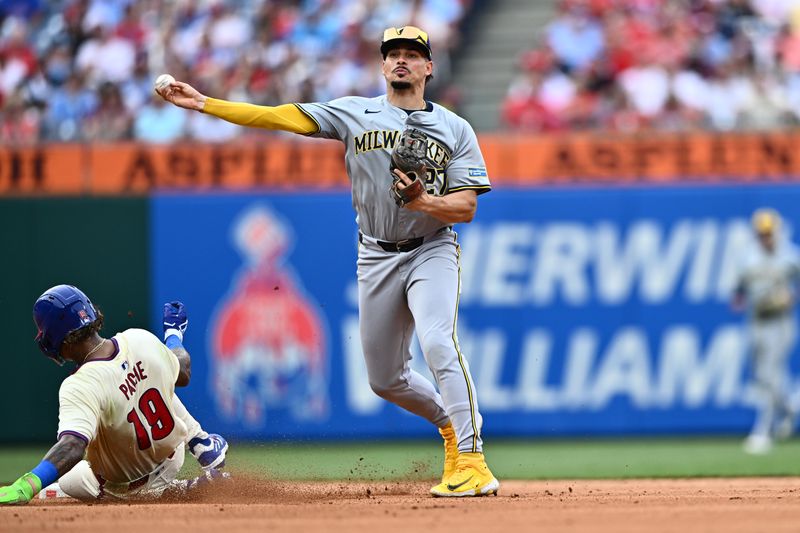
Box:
[0,434,86,505]
[163,301,191,386]
[154,77,318,134]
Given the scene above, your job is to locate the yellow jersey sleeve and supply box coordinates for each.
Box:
[202,98,319,135]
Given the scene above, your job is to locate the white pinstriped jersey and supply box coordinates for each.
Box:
[57,329,188,483]
[298,95,491,241]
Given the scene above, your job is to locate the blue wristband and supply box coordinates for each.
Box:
[165,335,184,350]
[31,460,58,487]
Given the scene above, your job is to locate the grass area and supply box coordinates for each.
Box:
[2,437,800,484]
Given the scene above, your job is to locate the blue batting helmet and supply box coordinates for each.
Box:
[33,284,98,365]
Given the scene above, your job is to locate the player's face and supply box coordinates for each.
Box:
[757,230,775,252]
[382,46,432,88]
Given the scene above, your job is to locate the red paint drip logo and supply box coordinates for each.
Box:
[210,206,329,428]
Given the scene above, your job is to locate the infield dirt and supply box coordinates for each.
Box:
[1,477,798,533]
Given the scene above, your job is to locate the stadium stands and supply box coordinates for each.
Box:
[503,0,800,132]
[0,0,471,143]
[8,0,799,138]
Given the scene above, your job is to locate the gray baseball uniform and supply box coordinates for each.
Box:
[735,237,800,441]
[298,95,491,452]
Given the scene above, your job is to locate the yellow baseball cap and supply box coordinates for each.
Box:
[752,208,780,234]
[380,26,432,59]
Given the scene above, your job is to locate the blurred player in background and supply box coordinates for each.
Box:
[732,209,800,454]
[157,25,498,497]
[0,285,228,504]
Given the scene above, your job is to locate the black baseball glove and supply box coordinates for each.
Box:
[390,128,428,207]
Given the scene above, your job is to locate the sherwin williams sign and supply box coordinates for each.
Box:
[151,186,800,439]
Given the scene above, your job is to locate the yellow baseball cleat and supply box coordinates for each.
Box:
[430,452,500,497]
[439,423,459,482]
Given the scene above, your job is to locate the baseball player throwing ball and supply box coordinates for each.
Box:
[0,285,228,504]
[733,209,800,454]
[157,25,498,497]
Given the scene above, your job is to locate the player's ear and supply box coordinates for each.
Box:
[424,60,433,83]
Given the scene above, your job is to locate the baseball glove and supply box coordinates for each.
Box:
[390,128,428,207]
[755,287,793,318]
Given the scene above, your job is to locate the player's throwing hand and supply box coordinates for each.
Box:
[155,79,206,111]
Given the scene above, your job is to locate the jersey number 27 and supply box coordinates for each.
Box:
[126,388,175,450]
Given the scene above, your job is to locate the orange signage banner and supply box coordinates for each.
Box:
[479,132,800,185]
[88,141,348,194]
[0,145,84,194]
[2,132,800,195]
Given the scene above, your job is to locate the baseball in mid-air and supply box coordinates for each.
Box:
[154,73,175,93]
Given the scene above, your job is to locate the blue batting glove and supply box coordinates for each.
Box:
[163,301,188,340]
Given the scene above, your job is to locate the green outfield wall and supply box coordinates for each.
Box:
[0,198,149,443]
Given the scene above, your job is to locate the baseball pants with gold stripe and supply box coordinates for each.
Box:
[357,228,483,453]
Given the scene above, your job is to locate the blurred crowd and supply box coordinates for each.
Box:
[503,0,800,133]
[0,0,469,144]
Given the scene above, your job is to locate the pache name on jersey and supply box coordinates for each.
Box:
[118,361,149,400]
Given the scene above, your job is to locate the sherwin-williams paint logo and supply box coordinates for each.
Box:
[209,206,329,428]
